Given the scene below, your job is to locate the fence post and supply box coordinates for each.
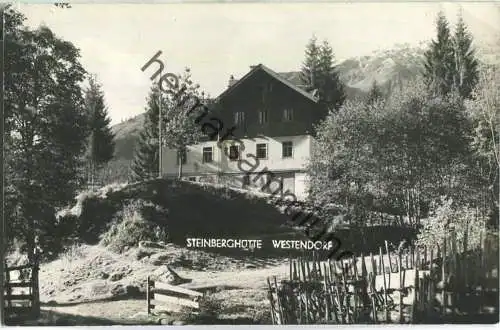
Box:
[369,253,376,276]
[323,270,329,323]
[385,241,392,273]
[266,278,277,325]
[380,248,389,322]
[412,248,420,323]
[398,252,403,323]
[451,230,457,316]
[146,276,151,315]
[273,276,285,324]
[479,230,485,314]
[5,263,12,310]
[32,264,40,318]
[441,235,447,316]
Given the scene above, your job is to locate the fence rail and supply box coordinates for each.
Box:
[146,276,202,315]
[267,230,499,324]
[3,263,40,321]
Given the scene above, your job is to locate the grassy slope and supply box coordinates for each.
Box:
[59,179,301,247]
[59,179,418,259]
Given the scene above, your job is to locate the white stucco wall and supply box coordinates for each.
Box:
[161,134,312,177]
[294,172,309,201]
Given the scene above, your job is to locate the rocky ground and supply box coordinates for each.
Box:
[7,243,289,325]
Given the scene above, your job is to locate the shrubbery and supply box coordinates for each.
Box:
[100,199,167,253]
[180,294,223,324]
[416,197,488,251]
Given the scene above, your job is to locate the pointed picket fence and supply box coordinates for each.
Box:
[267,229,499,324]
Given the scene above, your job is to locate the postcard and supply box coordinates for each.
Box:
[1,1,499,326]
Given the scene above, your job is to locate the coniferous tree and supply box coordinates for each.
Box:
[84,75,115,186]
[423,12,455,97]
[318,40,346,111]
[300,35,321,92]
[367,80,384,104]
[452,13,479,99]
[131,87,161,181]
[301,36,345,113]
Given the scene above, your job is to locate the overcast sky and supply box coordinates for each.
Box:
[19,2,500,125]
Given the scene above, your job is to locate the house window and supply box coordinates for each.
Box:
[224,145,240,161]
[258,110,268,124]
[229,145,240,161]
[282,141,293,158]
[256,143,268,159]
[202,147,213,163]
[177,149,187,165]
[283,108,293,121]
[234,112,245,125]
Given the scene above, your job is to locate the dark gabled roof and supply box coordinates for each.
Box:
[216,64,319,103]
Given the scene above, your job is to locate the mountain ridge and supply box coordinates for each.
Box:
[112,44,424,141]
[110,42,498,163]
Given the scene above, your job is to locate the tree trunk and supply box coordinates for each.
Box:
[88,159,95,188]
[91,159,95,187]
[177,149,183,179]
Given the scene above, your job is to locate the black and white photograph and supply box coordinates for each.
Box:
[1,1,499,326]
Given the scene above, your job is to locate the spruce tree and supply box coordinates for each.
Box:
[367,80,384,104]
[318,40,346,111]
[301,36,345,113]
[84,75,115,186]
[423,12,455,97]
[131,87,161,181]
[452,13,479,99]
[300,35,321,92]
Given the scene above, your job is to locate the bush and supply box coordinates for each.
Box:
[251,309,272,324]
[417,197,487,251]
[180,294,223,324]
[60,243,86,267]
[99,200,165,253]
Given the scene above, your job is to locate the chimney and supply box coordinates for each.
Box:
[228,75,236,88]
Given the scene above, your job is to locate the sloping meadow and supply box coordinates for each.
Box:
[55,179,418,259]
[57,179,293,248]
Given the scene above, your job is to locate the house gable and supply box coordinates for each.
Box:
[216,64,319,104]
[212,64,324,139]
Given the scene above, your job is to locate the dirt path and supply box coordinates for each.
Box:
[38,264,291,325]
[40,300,149,325]
[179,263,290,290]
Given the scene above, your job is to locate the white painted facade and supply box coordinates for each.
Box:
[161,135,312,200]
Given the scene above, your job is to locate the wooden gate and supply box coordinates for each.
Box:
[147,276,203,315]
[3,263,40,320]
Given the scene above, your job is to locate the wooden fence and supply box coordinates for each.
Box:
[3,263,40,321]
[146,276,203,315]
[267,230,499,324]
